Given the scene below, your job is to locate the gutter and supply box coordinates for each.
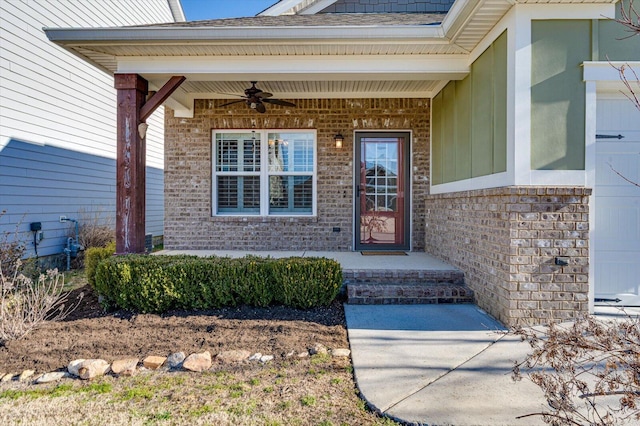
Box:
[44,24,446,44]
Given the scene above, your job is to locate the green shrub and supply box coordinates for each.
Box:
[272,257,343,309]
[93,255,342,313]
[85,241,115,287]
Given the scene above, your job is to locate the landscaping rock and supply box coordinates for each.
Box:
[297,351,309,358]
[331,348,351,357]
[248,353,262,361]
[67,359,85,377]
[142,356,166,370]
[19,370,35,382]
[111,358,139,376]
[310,343,328,355]
[183,351,212,372]
[1,373,16,382]
[260,355,274,363]
[78,359,110,380]
[167,352,186,369]
[216,349,250,364]
[285,350,296,358]
[35,372,68,384]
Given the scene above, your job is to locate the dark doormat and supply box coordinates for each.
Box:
[360,251,408,256]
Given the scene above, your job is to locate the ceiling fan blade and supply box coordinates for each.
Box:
[257,92,273,99]
[262,98,296,107]
[216,92,246,98]
[219,99,246,107]
[255,102,267,113]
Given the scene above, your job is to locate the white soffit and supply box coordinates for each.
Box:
[45,0,622,112]
[171,80,445,98]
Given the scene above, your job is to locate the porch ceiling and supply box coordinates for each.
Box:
[44,0,619,117]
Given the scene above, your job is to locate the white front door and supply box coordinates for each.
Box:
[594,98,640,306]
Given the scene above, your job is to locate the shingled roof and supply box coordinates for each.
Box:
[136,13,445,28]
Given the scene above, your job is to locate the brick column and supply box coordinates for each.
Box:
[114,74,148,254]
[424,186,591,326]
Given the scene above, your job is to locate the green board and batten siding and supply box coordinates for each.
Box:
[598,1,640,61]
[433,3,639,184]
[530,5,639,172]
[431,31,508,185]
[531,20,590,171]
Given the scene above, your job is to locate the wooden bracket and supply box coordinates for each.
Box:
[140,76,186,121]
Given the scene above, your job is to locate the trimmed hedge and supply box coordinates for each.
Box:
[93,255,342,313]
[85,241,116,287]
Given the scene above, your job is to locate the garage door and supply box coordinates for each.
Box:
[594,98,640,306]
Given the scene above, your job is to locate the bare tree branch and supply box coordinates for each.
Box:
[616,0,640,35]
[608,162,640,188]
[612,63,640,111]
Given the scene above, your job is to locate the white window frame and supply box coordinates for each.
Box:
[212,129,317,217]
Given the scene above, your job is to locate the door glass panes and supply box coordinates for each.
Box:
[364,141,398,213]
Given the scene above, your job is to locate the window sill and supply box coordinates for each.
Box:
[208,216,319,223]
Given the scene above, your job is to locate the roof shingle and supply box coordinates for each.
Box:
[135,13,445,28]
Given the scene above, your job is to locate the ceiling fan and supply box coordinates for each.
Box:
[218,82,296,113]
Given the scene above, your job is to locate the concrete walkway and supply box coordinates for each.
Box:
[344,304,548,426]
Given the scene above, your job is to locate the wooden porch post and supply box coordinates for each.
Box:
[114,74,148,254]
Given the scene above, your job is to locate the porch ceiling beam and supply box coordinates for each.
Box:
[117,55,470,78]
[140,75,186,121]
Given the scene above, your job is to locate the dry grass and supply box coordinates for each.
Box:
[1,264,80,343]
[0,357,397,426]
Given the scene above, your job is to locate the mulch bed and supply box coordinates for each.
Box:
[0,286,349,373]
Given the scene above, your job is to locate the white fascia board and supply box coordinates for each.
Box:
[430,172,511,195]
[118,55,470,79]
[259,0,305,16]
[45,25,444,43]
[528,171,587,186]
[584,61,640,82]
[441,0,483,43]
[299,0,339,14]
[168,0,186,22]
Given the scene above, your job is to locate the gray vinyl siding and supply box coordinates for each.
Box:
[0,140,163,256]
[0,0,177,258]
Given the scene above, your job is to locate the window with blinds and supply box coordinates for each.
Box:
[213,130,316,216]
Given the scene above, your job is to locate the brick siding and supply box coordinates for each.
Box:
[424,186,591,326]
[164,98,429,251]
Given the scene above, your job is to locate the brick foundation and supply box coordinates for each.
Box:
[424,186,591,326]
[164,98,429,251]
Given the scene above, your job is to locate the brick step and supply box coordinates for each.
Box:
[342,268,465,286]
[347,282,474,305]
